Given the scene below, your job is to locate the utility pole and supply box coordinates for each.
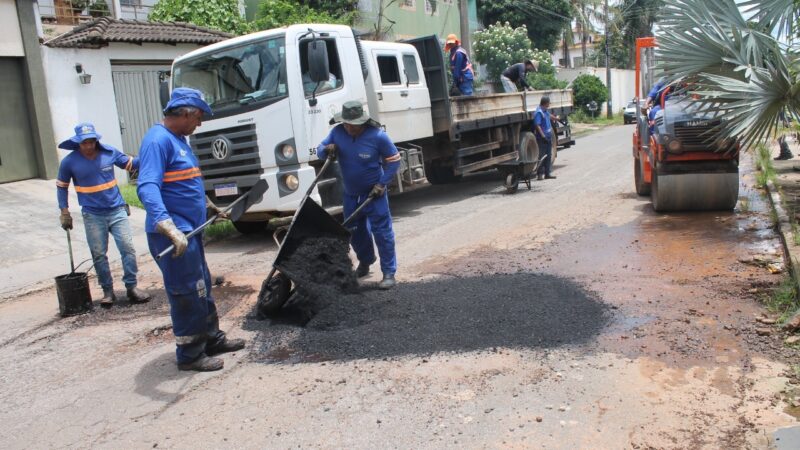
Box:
[605,0,612,119]
[459,0,471,55]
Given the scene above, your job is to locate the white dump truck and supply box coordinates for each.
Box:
[166,24,574,232]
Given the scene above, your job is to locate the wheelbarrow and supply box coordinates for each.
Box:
[255,158,376,318]
[495,131,546,194]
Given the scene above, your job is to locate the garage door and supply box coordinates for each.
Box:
[111,64,171,156]
[0,58,38,183]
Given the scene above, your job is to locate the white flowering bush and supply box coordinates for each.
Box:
[473,22,535,81]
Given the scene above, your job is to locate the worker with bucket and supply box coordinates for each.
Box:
[137,88,244,372]
[56,122,151,307]
[317,101,402,290]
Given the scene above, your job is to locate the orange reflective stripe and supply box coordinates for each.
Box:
[163,167,202,183]
[384,154,402,163]
[56,180,70,188]
[74,179,117,193]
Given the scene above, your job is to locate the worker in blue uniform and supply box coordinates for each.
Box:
[533,96,557,180]
[137,88,244,372]
[56,122,151,306]
[317,101,402,289]
[444,34,474,96]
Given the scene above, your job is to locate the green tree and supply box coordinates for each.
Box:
[149,0,249,35]
[253,0,355,30]
[526,49,569,89]
[477,0,572,52]
[588,23,630,69]
[618,0,664,66]
[572,74,608,113]
[657,0,800,146]
[566,0,603,67]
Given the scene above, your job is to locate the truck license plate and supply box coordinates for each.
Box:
[214,182,238,197]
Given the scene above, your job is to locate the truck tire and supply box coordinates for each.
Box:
[232,220,267,235]
[519,131,540,163]
[425,160,462,185]
[634,157,651,196]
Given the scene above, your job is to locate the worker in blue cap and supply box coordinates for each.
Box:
[137,87,244,372]
[56,122,151,306]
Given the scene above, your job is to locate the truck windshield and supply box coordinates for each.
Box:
[172,37,287,113]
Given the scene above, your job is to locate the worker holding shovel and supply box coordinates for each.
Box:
[137,88,244,372]
[56,122,151,307]
[317,101,402,289]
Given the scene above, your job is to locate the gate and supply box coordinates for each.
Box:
[0,58,38,183]
[111,64,171,157]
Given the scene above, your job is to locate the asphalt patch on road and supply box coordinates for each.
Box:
[245,272,610,362]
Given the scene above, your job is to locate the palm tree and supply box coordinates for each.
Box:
[619,0,664,66]
[656,0,799,146]
[567,0,604,67]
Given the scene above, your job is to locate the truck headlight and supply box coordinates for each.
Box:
[667,138,682,152]
[281,144,295,159]
[283,174,299,191]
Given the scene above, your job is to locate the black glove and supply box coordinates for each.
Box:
[370,184,386,197]
[325,144,338,161]
[60,212,73,230]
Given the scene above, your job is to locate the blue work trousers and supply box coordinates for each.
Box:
[147,232,225,364]
[82,206,138,291]
[458,79,474,96]
[344,192,397,275]
[537,138,553,177]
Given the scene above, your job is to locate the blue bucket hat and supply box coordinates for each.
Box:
[163,87,212,116]
[58,122,102,151]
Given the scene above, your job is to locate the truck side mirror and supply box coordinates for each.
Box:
[159,79,170,111]
[307,41,330,83]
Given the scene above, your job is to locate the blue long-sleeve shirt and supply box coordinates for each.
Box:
[449,47,473,84]
[136,124,206,233]
[316,124,401,196]
[56,143,137,214]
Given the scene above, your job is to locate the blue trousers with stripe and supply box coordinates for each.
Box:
[147,232,225,364]
[344,192,397,275]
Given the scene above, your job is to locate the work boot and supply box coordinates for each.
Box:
[537,174,544,181]
[775,139,794,160]
[100,289,116,307]
[178,355,224,372]
[206,337,246,356]
[356,262,371,278]
[378,274,396,290]
[127,286,151,304]
[545,175,557,179]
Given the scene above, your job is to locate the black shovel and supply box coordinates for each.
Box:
[156,179,269,259]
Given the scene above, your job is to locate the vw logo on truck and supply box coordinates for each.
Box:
[211,137,230,161]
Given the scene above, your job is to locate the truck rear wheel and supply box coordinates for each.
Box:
[232,220,267,235]
[634,157,651,196]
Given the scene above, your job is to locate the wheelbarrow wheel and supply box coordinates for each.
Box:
[504,172,519,194]
[256,272,292,319]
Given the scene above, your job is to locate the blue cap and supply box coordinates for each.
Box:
[163,87,212,116]
[58,122,102,151]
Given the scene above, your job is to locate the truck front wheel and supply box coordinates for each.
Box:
[232,220,267,235]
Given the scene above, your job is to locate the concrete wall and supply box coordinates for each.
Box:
[557,67,636,114]
[41,42,200,183]
[0,0,24,57]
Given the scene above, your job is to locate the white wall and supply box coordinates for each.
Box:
[0,0,24,57]
[41,42,201,183]
[557,67,636,114]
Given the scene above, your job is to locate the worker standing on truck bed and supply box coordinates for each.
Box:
[317,101,401,290]
[137,88,245,372]
[500,60,539,93]
[56,122,151,307]
[444,33,474,96]
[533,96,557,180]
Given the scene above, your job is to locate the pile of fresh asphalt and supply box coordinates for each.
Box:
[247,267,611,362]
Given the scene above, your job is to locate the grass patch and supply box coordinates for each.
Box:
[762,276,800,323]
[204,220,237,240]
[119,183,143,209]
[755,144,776,188]
[739,196,751,213]
[569,109,623,126]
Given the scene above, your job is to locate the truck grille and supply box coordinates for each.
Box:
[191,124,263,179]
[674,122,720,147]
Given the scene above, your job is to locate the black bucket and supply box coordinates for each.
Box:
[55,272,93,317]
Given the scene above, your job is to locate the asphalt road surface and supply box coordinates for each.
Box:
[1,124,798,449]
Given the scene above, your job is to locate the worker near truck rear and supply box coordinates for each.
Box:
[137,87,244,372]
[500,60,539,93]
[317,101,401,290]
[533,96,557,180]
[56,123,151,306]
[444,34,474,96]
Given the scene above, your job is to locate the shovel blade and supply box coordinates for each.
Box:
[229,179,269,222]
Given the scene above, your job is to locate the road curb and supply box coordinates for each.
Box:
[764,179,800,297]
